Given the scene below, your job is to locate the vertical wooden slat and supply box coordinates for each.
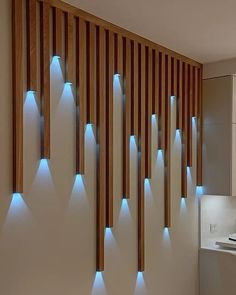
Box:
[76,18,86,174]
[26,0,37,91]
[181,62,188,198]
[123,38,131,199]
[154,50,159,116]
[65,13,74,84]
[40,1,50,159]
[117,34,123,75]
[145,47,152,178]
[87,22,96,124]
[53,7,62,58]
[187,64,193,167]
[131,40,139,137]
[138,43,146,271]
[164,54,171,227]
[176,60,183,130]
[197,67,203,186]
[12,0,23,193]
[106,30,114,227]
[193,67,198,117]
[158,51,166,150]
[96,26,106,271]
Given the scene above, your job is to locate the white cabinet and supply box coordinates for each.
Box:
[203,75,236,196]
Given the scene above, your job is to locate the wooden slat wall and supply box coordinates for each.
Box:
[65,13,74,84]
[123,38,131,199]
[87,22,96,124]
[53,7,62,57]
[138,43,146,271]
[76,18,86,174]
[26,0,37,91]
[96,26,106,271]
[40,1,50,159]
[12,0,23,193]
[13,0,203,272]
[105,30,114,227]
[164,54,171,227]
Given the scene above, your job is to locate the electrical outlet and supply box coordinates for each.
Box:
[210,224,217,233]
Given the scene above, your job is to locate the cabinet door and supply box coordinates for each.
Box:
[203,77,232,195]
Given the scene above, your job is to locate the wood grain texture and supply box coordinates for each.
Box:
[38,0,201,67]
[87,22,96,124]
[164,54,171,227]
[153,50,159,116]
[158,51,166,150]
[181,62,188,198]
[96,26,106,271]
[12,0,23,193]
[187,64,193,167]
[176,60,183,130]
[138,43,146,271]
[76,18,86,174]
[26,0,37,91]
[40,1,50,159]
[53,7,62,57]
[106,30,114,227]
[145,47,152,178]
[197,66,203,186]
[193,67,198,117]
[123,38,131,199]
[131,40,139,138]
[65,13,74,84]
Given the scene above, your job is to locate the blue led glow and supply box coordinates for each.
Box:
[144,179,151,197]
[105,228,114,242]
[52,55,60,60]
[130,135,137,153]
[135,271,146,290]
[39,159,49,172]
[65,82,72,86]
[92,272,106,293]
[196,186,204,196]
[50,56,62,77]
[114,73,120,78]
[180,197,187,210]
[85,124,95,144]
[175,129,182,143]
[24,90,37,109]
[170,95,175,104]
[121,198,130,215]
[163,227,170,240]
[9,193,26,214]
[73,174,84,193]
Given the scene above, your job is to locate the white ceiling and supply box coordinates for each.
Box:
[65,0,236,64]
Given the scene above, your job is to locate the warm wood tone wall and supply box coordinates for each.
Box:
[12,0,203,272]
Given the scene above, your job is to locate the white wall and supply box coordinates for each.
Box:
[203,57,236,79]
[0,1,199,294]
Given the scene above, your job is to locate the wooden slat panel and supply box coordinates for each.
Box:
[176,60,182,130]
[172,58,178,97]
[76,18,86,174]
[131,40,139,137]
[26,0,37,91]
[106,30,114,226]
[123,38,131,199]
[197,67,203,186]
[40,1,50,159]
[193,67,198,117]
[187,64,193,167]
[145,46,152,178]
[154,50,159,116]
[96,26,106,271]
[53,7,62,57]
[164,54,171,227]
[12,0,23,193]
[38,0,201,68]
[117,34,123,75]
[138,43,146,271]
[181,62,188,198]
[158,51,166,150]
[65,13,74,84]
[87,22,96,124]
